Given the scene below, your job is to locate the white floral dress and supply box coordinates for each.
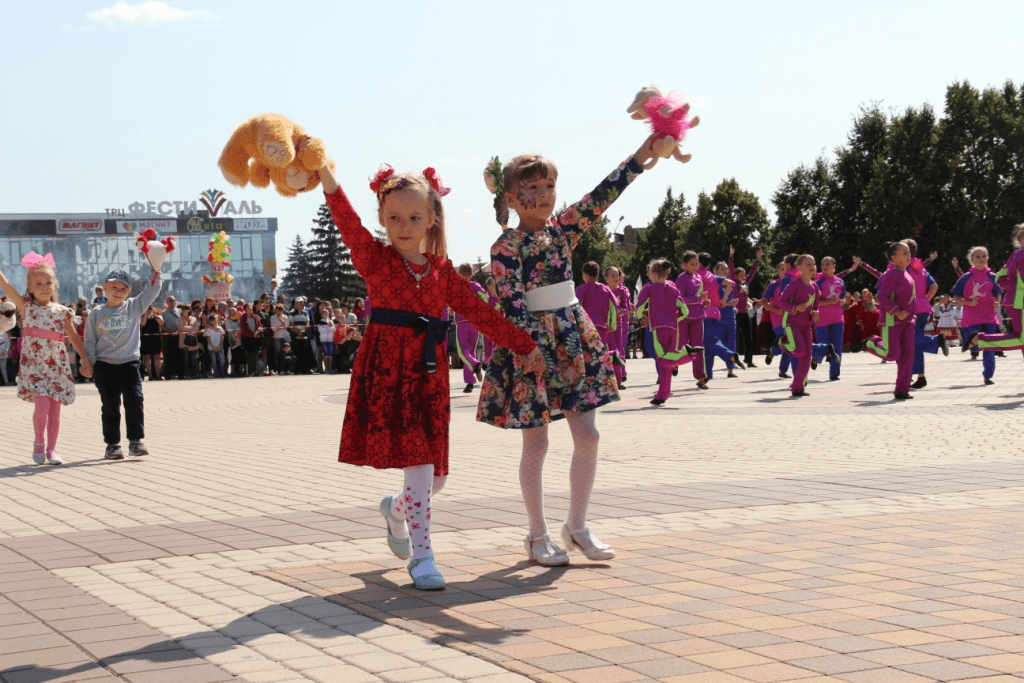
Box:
[17,302,76,405]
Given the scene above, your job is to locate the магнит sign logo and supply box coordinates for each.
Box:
[200,189,227,217]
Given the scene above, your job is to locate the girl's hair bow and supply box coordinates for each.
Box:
[369,164,395,194]
[422,167,451,197]
[21,251,55,269]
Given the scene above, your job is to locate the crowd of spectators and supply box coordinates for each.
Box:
[0,278,367,385]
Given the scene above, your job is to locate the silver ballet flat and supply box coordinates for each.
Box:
[524,533,569,566]
[379,496,412,560]
[561,525,616,561]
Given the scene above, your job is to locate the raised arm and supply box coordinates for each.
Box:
[558,135,656,250]
[320,163,384,276]
[0,269,25,317]
[490,234,530,330]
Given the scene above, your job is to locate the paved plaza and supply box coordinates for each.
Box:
[2,350,1024,683]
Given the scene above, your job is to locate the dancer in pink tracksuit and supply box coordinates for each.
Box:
[952,246,1002,384]
[635,259,696,405]
[605,266,632,386]
[576,262,621,385]
[864,241,917,399]
[966,224,1024,354]
[455,263,499,393]
[481,277,501,365]
[673,251,710,389]
[775,255,820,397]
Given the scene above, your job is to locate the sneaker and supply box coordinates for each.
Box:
[649,398,665,405]
[811,359,818,370]
[473,363,483,383]
[45,450,62,466]
[962,331,978,352]
[985,377,995,385]
[910,376,927,390]
[104,444,124,460]
[128,441,149,457]
[765,351,774,365]
[938,334,948,356]
[894,392,914,400]
[462,383,474,394]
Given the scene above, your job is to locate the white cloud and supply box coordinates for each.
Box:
[87,1,218,27]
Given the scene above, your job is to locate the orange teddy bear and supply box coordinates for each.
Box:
[218,113,335,197]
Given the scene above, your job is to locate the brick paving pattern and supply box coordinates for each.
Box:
[0,351,1022,682]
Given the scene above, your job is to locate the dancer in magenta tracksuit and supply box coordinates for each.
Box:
[481,277,501,364]
[764,257,799,377]
[692,253,738,380]
[776,255,820,397]
[966,224,1024,355]
[576,262,621,386]
[864,241,917,399]
[729,246,762,368]
[455,263,499,393]
[952,246,1002,384]
[812,257,846,380]
[636,259,694,404]
[606,266,632,385]
[860,241,946,388]
[673,251,710,388]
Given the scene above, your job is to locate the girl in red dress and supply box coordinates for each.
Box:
[318,160,543,591]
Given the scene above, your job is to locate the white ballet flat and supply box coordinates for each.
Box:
[561,525,616,561]
[524,533,568,566]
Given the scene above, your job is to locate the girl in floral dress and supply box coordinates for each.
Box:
[317,158,543,590]
[0,253,92,465]
[478,134,662,566]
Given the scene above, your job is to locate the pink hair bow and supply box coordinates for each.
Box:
[21,251,55,269]
[369,164,395,194]
[423,167,451,197]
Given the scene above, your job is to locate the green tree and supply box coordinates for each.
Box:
[628,188,692,282]
[306,203,365,302]
[681,179,770,286]
[570,213,613,286]
[280,235,317,299]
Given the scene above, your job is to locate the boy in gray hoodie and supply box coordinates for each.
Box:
[85,269,162,459]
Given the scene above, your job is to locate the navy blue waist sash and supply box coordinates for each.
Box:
[370,308,451,374]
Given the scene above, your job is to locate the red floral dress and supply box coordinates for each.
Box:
[325,188,536,475]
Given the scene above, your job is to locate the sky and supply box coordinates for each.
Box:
[1,0,1021,275]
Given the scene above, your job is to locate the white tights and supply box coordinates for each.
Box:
[388,465,447,560]
[520,410,600,537]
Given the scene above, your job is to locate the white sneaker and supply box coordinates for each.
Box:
[45,450,63,466]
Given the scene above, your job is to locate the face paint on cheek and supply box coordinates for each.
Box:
[516,182,538,210]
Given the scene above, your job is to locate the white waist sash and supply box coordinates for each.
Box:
[525,281,579,312]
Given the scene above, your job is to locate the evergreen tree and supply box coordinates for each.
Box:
[628,188,692,282]
[306,202,365,302]
[280,235,317,299]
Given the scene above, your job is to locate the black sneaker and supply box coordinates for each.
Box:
[128,441,149,457]
[778,371,790,379]
[105,444,124,460]
[811,359,818,370]
[765,351,774,365]
[894,392,914,400]
[985,377,995,385]
[696,380,708,390]
[791,390,809,397]
[463,384,474,394]
[672,367,678,377]
[962,332,978,352]
[473,363,483,382]
[826,344,839,363]
[938,334,949,356]
[910,376,927,390]
[730,355,746,370]
[649,398,665,406]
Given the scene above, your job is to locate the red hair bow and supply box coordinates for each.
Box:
[369,164,395,194]
[423,167,451,197]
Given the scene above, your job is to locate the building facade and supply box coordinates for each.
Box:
[0,214,277,303]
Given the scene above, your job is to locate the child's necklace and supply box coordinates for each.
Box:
[400,255,427,288]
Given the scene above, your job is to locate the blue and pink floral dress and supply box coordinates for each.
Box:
[477,157,644,428]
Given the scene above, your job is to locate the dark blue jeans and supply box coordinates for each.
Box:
[93,360,145,445]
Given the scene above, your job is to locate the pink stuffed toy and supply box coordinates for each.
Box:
[627,86,700,169]
[135,228,176,272]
